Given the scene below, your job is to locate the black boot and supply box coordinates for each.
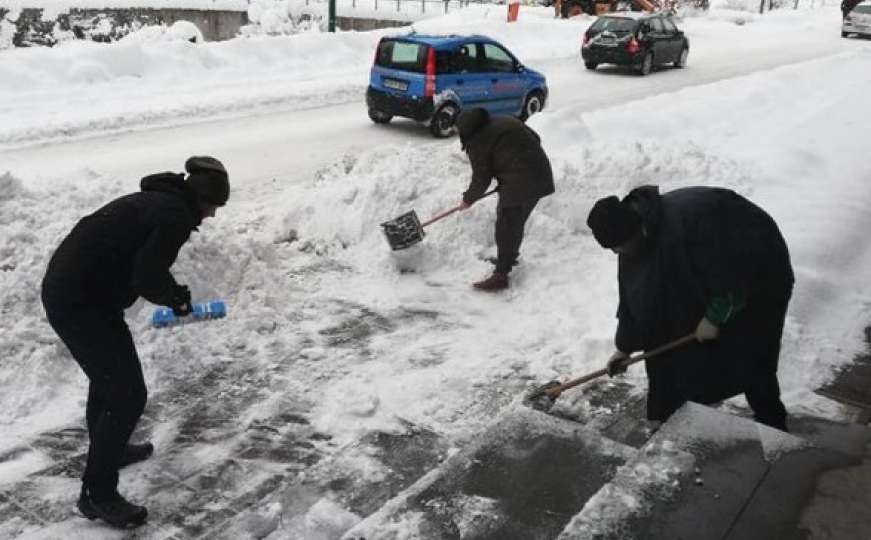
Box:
[78,487,147,529]
[119,442,154,468]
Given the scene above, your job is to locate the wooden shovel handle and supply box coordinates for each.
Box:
[420,188,498,229]
[545,333,697,398]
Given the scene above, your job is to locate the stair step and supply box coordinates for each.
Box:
[547,379,654,449]
[556,402,871,540]
[344,406,637,540]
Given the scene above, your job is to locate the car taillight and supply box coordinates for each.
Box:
[627,37,640,55]
[425,46,436,97]
[374,39,383,64]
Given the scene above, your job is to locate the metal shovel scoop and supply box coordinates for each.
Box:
[381,189,497,251]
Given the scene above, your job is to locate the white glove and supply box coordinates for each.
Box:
[695,317,720,342]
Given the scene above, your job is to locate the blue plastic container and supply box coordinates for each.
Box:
[151,300,227,329]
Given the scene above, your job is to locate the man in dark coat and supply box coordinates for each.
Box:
[454,108,555,291]
[586,185,794,431]
[41,156,230,528]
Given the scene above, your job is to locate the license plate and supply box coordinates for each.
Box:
[383,78,408,91]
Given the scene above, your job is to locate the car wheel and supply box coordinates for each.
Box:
[368,109,392,124]
[519,91,544,122]
[674,47,688,68]
[430,104,458,138]
[637,51,653,76]
[584,61,598,70]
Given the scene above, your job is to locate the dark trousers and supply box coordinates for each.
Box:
[41,292,147,500]
[740,297,789,431]
[646,296,790,431]
[494,199,539,275]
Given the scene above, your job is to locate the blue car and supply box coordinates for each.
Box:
[366,34,548,137]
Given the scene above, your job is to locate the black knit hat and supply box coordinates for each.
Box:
[186,156,229,206]
[586,195,642,249]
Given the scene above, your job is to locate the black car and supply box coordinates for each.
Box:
[581,12,689,75]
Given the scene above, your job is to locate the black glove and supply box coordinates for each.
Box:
[606,351,630,377]
[169,284,192,317]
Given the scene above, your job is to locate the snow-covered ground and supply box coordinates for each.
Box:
[1,2,871,537]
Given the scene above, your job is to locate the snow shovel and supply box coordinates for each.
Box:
[381,189,497,251]
[526,332,697,411]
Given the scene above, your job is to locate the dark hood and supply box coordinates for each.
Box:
[455,108,490,150]
[140,172,202,226]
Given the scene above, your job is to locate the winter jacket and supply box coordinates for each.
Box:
[462,116,555,207]
[614,186,794,417]
[42,173,202,311]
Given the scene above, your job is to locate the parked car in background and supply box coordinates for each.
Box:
[366,34,548,137]
[581,11,689,75]
[842,1,871,37]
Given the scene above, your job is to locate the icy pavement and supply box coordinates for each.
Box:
[344,406,638,540]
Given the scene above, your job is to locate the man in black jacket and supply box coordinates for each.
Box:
[454,108,555,291]
[41,156,230,528]
[587,186,793,431]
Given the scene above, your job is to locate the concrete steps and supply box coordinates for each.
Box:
[340,402,871,540]
[343,407,638,540]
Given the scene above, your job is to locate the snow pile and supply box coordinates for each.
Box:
[120,20,205,43]
[243,0,325,35]
[1,0,248,10]
[0,15,15,50]
[0,172,128,439]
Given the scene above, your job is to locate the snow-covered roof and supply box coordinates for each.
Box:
[4,1,249,11]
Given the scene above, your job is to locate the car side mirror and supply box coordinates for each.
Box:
[515,62,524,72]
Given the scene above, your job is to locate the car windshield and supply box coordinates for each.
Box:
[590,17,637,34]
[853,4,871,12]
[375,40,428,73]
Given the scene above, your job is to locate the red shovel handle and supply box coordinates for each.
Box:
[420,188,498,229]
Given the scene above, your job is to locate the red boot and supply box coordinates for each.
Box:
[473,272,509,292]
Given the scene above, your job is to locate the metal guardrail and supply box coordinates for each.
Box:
[303,0,492,17]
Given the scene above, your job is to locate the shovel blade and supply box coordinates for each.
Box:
[381,210,425,251]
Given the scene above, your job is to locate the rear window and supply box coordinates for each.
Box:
[854,4,871,12]
[590,17,637,33]
[375,40,429,73]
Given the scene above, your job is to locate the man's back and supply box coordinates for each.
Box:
[43,174,199,309]
[465,115,554,206]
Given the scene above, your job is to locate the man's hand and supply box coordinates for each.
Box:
[695,317,720,342]
[606,350,630,377]
[459,200,472,210]
[169,284,192,317]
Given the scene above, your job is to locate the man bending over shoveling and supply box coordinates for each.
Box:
[41,156,230,528]
[587,185,794,432]
[455,108,555,292]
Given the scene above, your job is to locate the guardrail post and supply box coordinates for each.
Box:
[329,0,336,31]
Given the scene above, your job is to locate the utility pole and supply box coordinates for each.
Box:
[329,0,336,31]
